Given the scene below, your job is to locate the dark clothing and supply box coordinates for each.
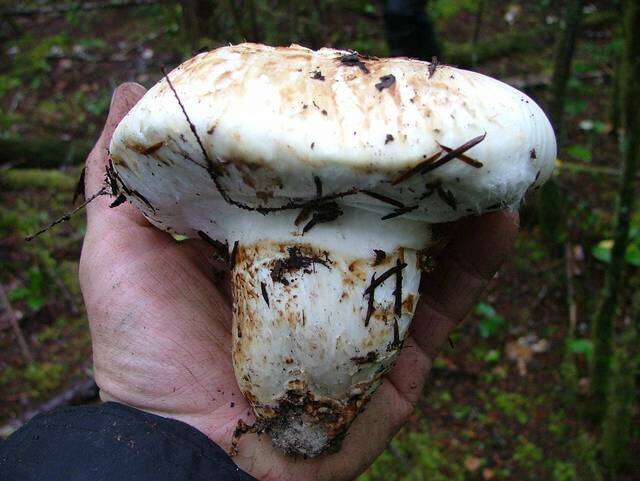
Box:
[0,402,257,481]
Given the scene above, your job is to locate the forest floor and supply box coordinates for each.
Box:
[1,1,638,480]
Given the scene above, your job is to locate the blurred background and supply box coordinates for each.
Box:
[0,1,638,480]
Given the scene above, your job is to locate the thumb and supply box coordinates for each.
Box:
[85,82,147,199]
[84,82,146,228]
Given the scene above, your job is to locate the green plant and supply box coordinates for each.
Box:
[484,349,501,363]
[592,225,640,266]
[359,428,465,481]
[9,266,46,311]
[566,338,594,361]
[547,411,568,439]
[552,461,577,481]
[36,318,68,343]
[451,404,471,420]
[564,98,588,117]
[572,432,603,481]
[512,438,543,469]
[494,391,529,424]
[474,303,506,338]
[0,366,19,387]
[566,144,592,162]
[24,362,65,394]
[431,0,477,21]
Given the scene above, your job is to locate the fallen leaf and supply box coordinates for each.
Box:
[579,377,590,395]
[506,341,532,376]
[532,339,550,353]
[465,456,482,472]
[506,335,550,375]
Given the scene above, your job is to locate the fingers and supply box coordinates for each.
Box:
[386,335,432,405]
[85,82,147,228]
[410,210,519,358]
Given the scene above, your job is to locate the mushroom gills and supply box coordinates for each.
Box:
[231,241,422,457]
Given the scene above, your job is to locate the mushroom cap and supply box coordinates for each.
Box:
[110,43,555,237]
[107,44,557,457]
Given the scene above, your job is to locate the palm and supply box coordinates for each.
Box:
[79,84,517,481]
[81,223,413,481]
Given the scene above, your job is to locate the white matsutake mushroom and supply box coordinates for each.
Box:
[108,43,556,457]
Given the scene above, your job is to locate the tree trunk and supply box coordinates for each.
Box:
[246,0,262,43]
[601,283,638,475]
[548,0,584,146]
[589,0,640,423]
[540,0,583,352]
[470,0,485,67]
[609,53,622,137]
[383,0,441,60]
[179,0,218,51]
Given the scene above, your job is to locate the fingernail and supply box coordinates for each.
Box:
[109,88,119,110]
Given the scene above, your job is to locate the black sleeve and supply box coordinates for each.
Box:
[0,402,258,481]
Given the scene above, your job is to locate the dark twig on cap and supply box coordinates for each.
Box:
[437,186,458,210]
[381,205,418,220]
[364,262,407,296]
[428,57,439,78]
[351,351,378,365]
[373,249,387,266]
[360,190,405,208]
[302,201,343,234]
[392,151,442,185]
[393,258,403,317]
[427,133,486,171]
[391,318,401,348]
[271,247,331,285]
[162,67,217,175]
[419,181,440,200]
[197,230,229,261]
[261,282,270,307]
[392,133,486,184]
[438,143,483,168]
[364,272,376,327]
[375,74,395,91]
[339,53,370,73]
[164,65,362,216]
[294,207,312,226]
[109,193,127,208]
[229,240,239,269]
[130,189,155,211]
[314,176,323,197]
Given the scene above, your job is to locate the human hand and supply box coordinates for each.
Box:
[79,83,518,481]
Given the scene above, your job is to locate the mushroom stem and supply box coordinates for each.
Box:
[231,241,422,456]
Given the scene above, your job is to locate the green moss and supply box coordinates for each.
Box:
[359,428,465,481]
[0,168,77,191]
[22,362,66,398]
[552,461,577,481]
[512,438,544,470]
